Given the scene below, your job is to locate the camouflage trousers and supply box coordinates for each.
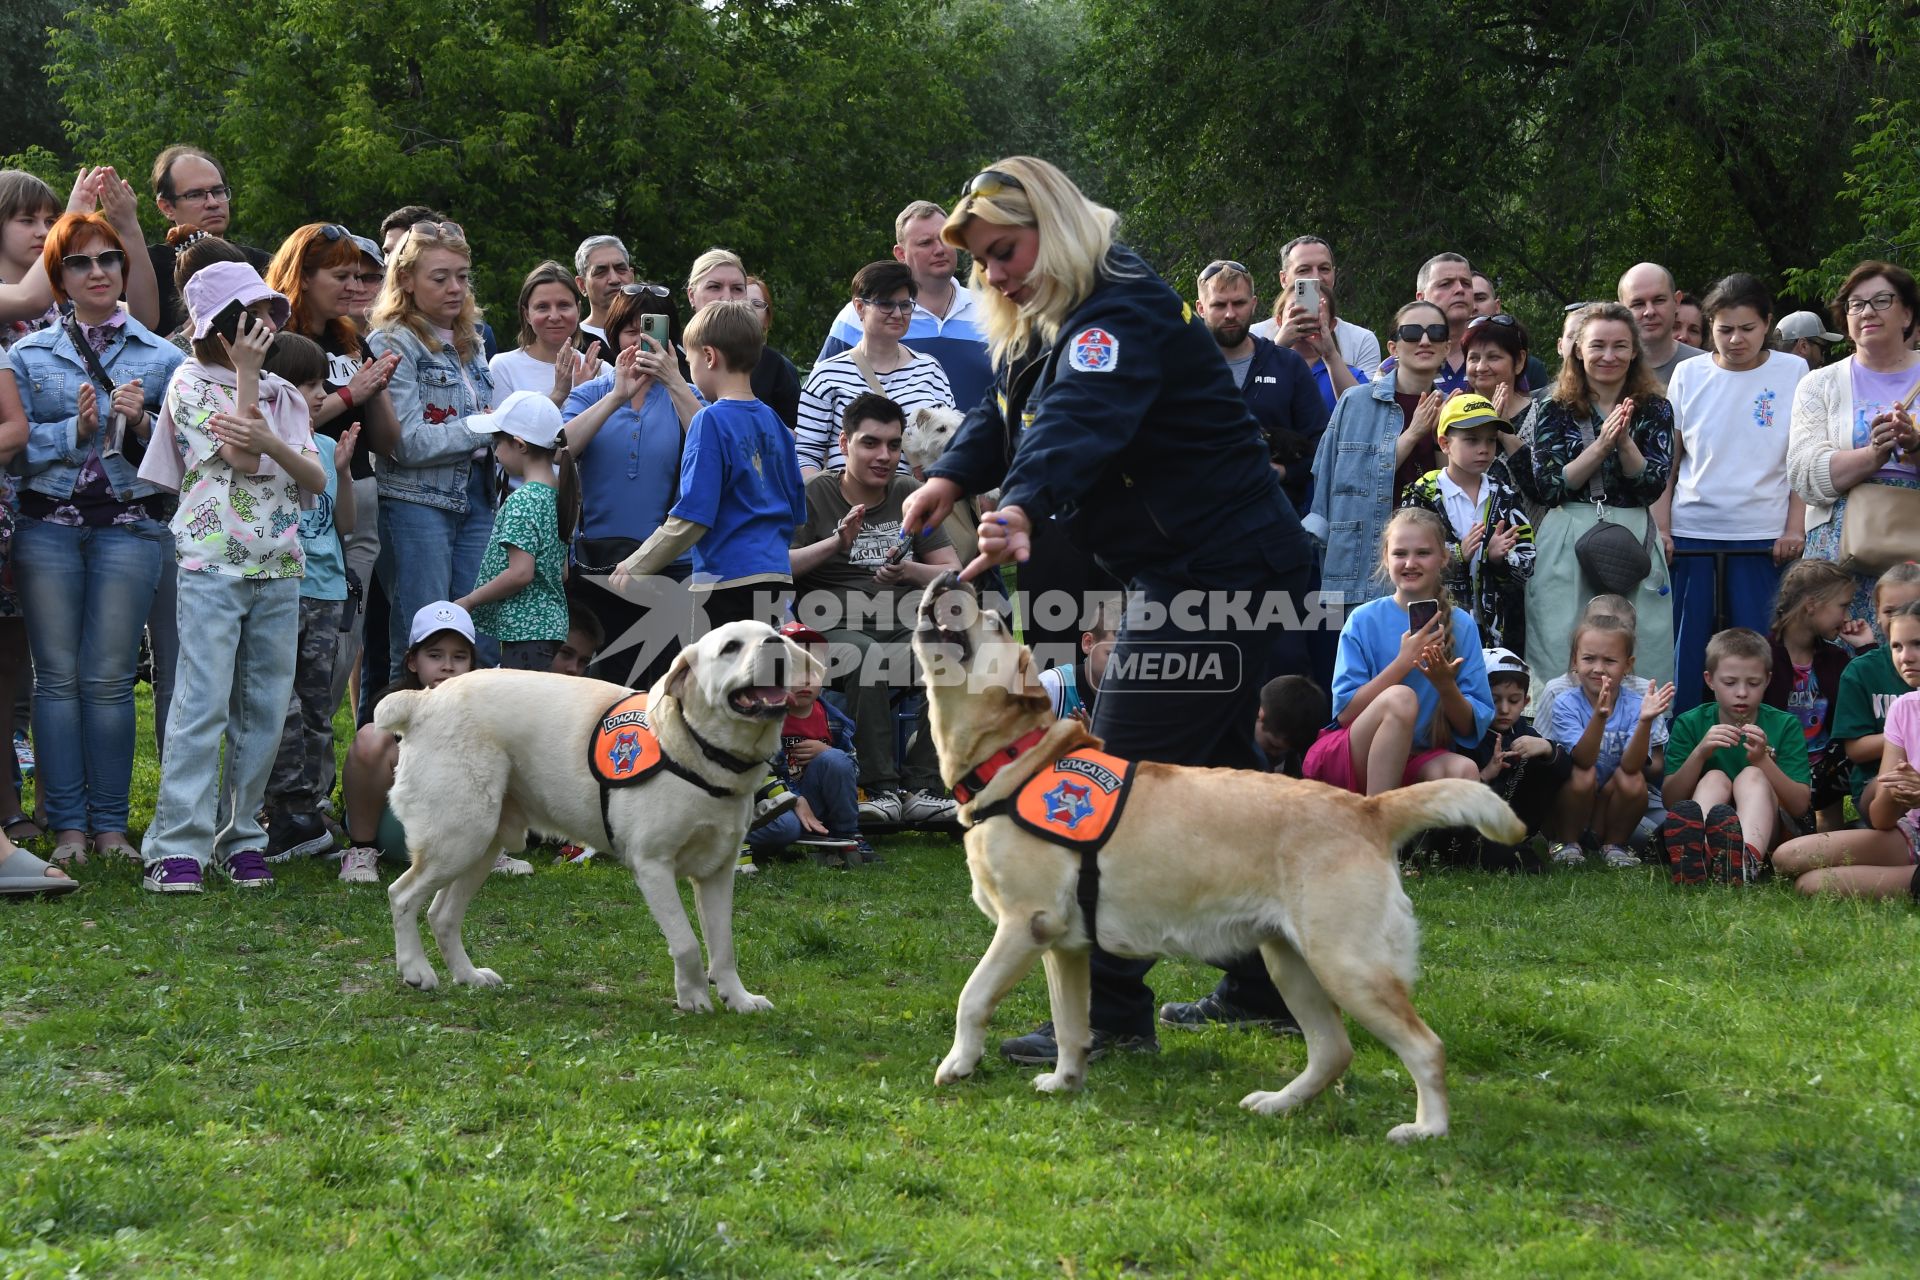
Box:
[267,596,345,816]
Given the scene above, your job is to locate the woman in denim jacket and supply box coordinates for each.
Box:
[8,211,183,866]
[366,221,498,664]
[1304,299,1448,611]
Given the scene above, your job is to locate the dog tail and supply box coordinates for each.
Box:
[373,688,431,737]
[1364,779,1526,852]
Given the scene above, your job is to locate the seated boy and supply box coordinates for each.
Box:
[1472,647,1570,870]
[1255,673,1328,777]
[745,624,867,869]
[1039,596,1120,724]
[550,602,605,678]
[1660,627,1812,881]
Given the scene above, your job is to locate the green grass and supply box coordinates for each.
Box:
[4,693,1920,1276]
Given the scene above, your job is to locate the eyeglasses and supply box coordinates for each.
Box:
[1199,260,1250,283]
[1394,322,1450,343]
[1846,291,1899,316]
[1466,313,1519,330]
[617,282,671,298]
[961,169,1025,201]
[60,250,126,274]
[859,297,917,316]
[408,221,465,243]
[172,184,231,204]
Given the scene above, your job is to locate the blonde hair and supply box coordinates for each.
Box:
[683,299,764,374]
[686,247,746,297]
[1197,262,1255,297]
[1582,593,1637,628]
[370,224,482,360]
[1552,302,1663,415]
[894,200,946,245]
[1571,614,1637,661]
[942,156,1124,365]
[1872,561,1920,610]
[1771,559,1854,636]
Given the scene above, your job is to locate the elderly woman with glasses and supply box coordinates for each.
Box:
[795,260,954,478]
[1788,260,1920,628]
[901,156,1320,1072]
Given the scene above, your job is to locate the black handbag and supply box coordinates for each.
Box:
[1574,503,1652,597]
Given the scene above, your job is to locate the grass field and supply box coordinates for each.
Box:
[4,696,1919,1277]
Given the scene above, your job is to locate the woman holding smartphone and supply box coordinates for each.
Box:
[902,156,1319,1068]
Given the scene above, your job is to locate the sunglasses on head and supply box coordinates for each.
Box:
[961,169,1025,202]
[61,250,126,274]
[1467,313,1518,330]
[317,223,356,244]
[1394,322,1450,343]
[1199,259,1250,283]
[618,282,671,298]
[408,220,465,243]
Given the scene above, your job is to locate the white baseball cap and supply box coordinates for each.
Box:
[1483,646,1529,678]
[1776,311,1842,345]
[409,600,476,648]
[467,389,565,449]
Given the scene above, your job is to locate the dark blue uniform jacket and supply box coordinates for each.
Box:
[1240,334,1329,517]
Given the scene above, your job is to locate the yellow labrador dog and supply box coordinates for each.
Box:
[374,621,811,1010]
[912,575,1523,1142]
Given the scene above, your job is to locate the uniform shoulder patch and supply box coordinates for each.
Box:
[1068,327,1119,373]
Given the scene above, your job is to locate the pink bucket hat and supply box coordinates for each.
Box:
[183,260,291,339]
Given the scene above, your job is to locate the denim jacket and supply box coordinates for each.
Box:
[8,314,183,502]
[1302,376,1404,608]
[367,323,496,513]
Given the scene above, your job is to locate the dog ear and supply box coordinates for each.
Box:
[663,648,694,702]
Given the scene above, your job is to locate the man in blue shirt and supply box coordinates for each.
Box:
[815,200,993,413]
[1198,260,1328,516]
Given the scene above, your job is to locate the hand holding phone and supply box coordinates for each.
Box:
[1406,598,1440,633]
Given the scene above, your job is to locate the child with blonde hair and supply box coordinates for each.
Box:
[1767,558,1877,831]
[1542,615,1676,866]
[1830,563,1920,815]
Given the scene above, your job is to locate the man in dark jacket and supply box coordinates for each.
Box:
[1197,259,1329,516]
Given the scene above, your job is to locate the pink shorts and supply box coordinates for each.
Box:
[1301,726,1456,795]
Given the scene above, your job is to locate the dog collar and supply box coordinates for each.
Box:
[951,728,1049,806]
[681,716,764,774]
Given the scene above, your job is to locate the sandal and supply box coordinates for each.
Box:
[1,814,43,843]
[48,840,89,868]
[0,846,79,895]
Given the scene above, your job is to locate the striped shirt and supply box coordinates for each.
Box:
[795,351,954,473]
[816,285,994,413]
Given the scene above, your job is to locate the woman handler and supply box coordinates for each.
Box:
[902,156,1319,1066]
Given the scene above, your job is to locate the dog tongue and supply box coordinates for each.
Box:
[743,686,789,704]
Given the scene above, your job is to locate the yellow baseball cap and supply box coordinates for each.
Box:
[1436,394,1506,437]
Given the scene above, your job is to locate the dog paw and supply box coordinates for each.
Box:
[454,967,503,988]
[674,989,715,1014]
[934,1052,978,1085]
[1386,1121,1446,1145]
[721,990,773,1013]
[398,959,439,991]
[1239,1089,1306,1116]
[1032,1071,1082,1094]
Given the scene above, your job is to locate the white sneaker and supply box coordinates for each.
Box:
[736,850,759,875]
[1600,844,1643,868]
[898,789,957,825]
[492,853,534,877]
[1547,841,1587,867]
[857,791,903,823]
[338,847,381,885]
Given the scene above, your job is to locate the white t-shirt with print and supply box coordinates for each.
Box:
[487,347,610,399]
[1667,350,1809,541]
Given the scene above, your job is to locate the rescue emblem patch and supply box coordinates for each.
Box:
[1068,327,1119,373]
[1008,746,1135,849]
[589,692,665,787]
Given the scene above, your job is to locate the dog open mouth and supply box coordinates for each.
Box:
[917,571,976,662]
[728,686,793,719]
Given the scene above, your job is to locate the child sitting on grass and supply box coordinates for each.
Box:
[457,390,579,671]
[1830,563,1920,820]
[1303,508,1493,796]
[744,623,865,870]
[550,601,604,678]
[1473,647,1571,870]
[1767,559,1878,832]
[1255,674,1329,778]
[1397,393,1534,652]
[1659,627,1811,884]
[1775,601,1920,898]
[1542,617,1676,868]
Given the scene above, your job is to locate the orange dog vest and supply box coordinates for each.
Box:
[589,692,666,788]
[977,746,1135,854]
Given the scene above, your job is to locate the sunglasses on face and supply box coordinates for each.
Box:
[961,169,1025,202]
[618,282,671,298]
[1199,259,1250,283]
[61,250,126,274]
[1394,322,1449,343]
[860,297,916,316]
[172,184,231,204]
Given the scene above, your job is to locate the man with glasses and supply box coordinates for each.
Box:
[1472,272,1551,391]
[1252,234,1382,376]
[145,145,273,333]
[1618,261,1705,388]
[816,200,993,414]
[573,235,635,342]
[1197,260,1328,516]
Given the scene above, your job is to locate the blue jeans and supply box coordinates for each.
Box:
[1671,536,1780,713]
[149,556,179,753]
[11,517,167,833]
[377,467,499,668]
[748,747,859,850]
[141,571,300,868]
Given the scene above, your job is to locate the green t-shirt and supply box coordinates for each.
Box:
[1666,701,1811,790]
[470,481,569,643]
[1830,646,1909,805]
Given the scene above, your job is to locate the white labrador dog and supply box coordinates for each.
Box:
[374,621,811,1010]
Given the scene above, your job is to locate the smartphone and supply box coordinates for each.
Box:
[884,533,913,566]
[1407,598,1440,633]
[639,313,671,346]
[1293,277,1323,318]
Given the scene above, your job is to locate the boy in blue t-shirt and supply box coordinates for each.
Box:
[612,301,805,628]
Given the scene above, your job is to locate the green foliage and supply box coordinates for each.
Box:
[0,0,65,161]
[29,0,1006,346]
[1068,0,1880,331]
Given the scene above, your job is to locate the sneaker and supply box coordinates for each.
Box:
[492,852,534,877]
[751,790,799,831]
[898,789,957,825]
[999,1021,1160,1066]
[265,812,336,863]
[736,848,759,875]
[222,850,274,888]
[142,857,203,894]
[853,836,880,865]
[1547,841,1587,866]
[1600,843,1642,868]
[1704,804,1744,884]
[857,790,903,824]
[555,842,597,865]
[1158,992,1302,1034]
[338,846,381,885]
[13,730,34,777]
[1659,801,1707,884]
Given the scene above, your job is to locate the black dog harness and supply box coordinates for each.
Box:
[588,692,761,844]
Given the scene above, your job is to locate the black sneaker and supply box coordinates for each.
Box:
[1158,992,1302,1034]
[1659,801,1707,884]
[265,812,336,863]
[998,1021,1159,1066]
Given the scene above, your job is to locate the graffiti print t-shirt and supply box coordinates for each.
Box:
[165,364,315,579]
[791,470,952,625]
[1666,350,1809,540]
